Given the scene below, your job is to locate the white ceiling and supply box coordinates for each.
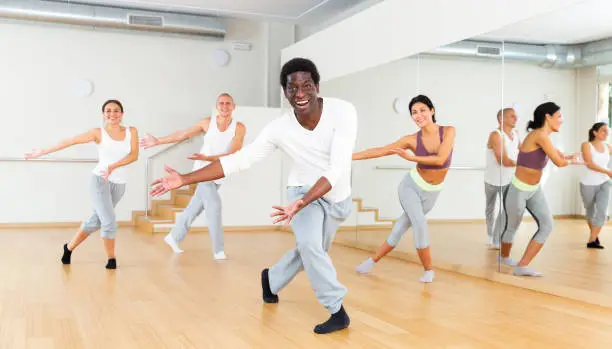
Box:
[71,0,374,23]
[476,0,612,44]
[54,0,612,45]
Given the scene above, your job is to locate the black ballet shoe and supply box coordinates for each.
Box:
[313,305,350,334]
[261,268,278,303]
[105,258,117,269]
[61,243,72,265]
[587,241,604,249]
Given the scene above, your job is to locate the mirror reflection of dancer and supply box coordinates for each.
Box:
[353,95,455,283]
[140,93,246,260]
[500,102,581,276]
[25,100,139,269]
[149,58,357,334]
[579,122,612,249]
[484,108,520,250]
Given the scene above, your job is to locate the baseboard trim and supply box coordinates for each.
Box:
[338,225,390,232]
[334,215,585,231]
[1,215,586,230]
[152,225,283,234]
[425,214,582,224]
[0,221,134,229]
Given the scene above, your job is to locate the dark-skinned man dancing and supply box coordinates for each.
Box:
[150,58,357,334]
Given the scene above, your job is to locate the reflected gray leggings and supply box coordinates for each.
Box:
[580,181,611,227]
[484,183,508,244]
[501,178,553,244]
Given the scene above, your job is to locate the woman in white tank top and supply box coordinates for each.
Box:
[25,100,139,269]
[580,122,612,249]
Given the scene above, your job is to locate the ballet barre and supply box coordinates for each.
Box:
[0,157,97,163]
[374,165,486,171]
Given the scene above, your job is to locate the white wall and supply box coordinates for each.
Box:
[0,19,281,224]
[2,16,603,227]
[294,0,383,41]
[264,22,295,107]
[282,0,585,82]
[322,55,581,220]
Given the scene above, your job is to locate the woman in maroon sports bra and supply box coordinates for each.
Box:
[352,95,455,283]
[499,102,580,277]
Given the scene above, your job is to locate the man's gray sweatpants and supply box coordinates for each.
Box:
[485,183,509,245]
[170,182,224,253]
[268,186,352,314]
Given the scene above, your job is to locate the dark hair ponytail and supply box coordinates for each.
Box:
[526,120,538,131]
[527,102,560,131]
[588,122,607,142]
[409,94,436,123]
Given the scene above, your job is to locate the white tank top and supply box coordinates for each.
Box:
[92,126,132,184]
[581,143,610,186]
[193,115,237,184]
[484,129,519,186]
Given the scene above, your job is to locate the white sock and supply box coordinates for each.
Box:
[356,258,375,274]
[213,251,227,260]
[513,266,542,277]
[420,270,435,283]
[164,234,183,254]
[498,256,518,267]
[487,236,494,245]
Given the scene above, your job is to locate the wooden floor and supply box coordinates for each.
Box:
[1,228,612,348]
[343,219,612,308]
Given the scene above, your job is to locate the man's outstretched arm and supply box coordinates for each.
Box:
[150,125,277,196]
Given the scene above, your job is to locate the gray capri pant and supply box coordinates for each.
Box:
[386,169,441,249]
[501,177,553,244]
[81,175,126,239]
[580,181,611,227]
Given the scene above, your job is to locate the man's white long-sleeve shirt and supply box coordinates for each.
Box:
[220,97,357,203]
